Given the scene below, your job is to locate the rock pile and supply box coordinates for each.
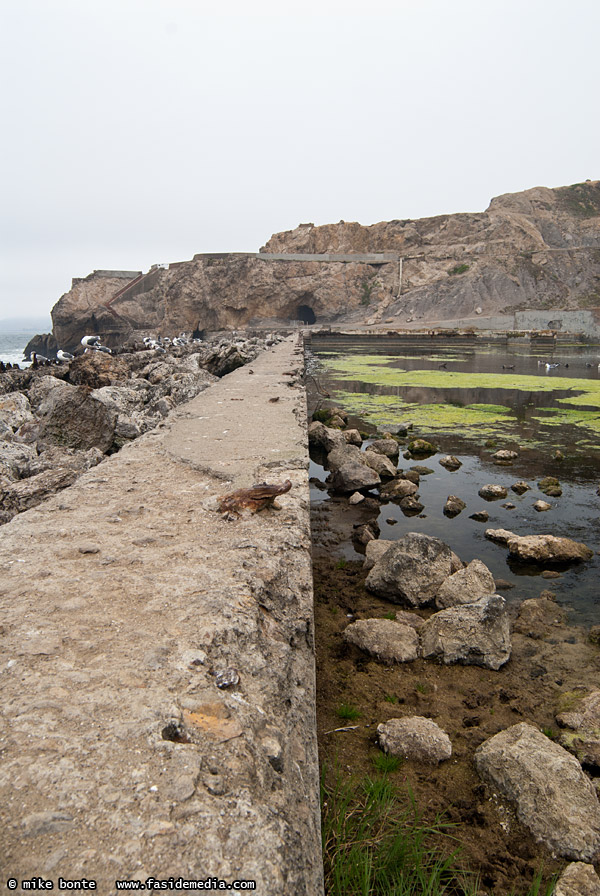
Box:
[0,333,282,523]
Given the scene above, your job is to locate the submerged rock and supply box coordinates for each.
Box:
[377,717,452,764]
[507,534,593,564]
[474,723,600,861]
[469,510,489,522]
[533,499,552,512]
[379,477,419,501]
[485,528,516,545]
[511,480,531,495]
[478,484,508,500]
[493,449,519,464]
[539,475,563,497]
[443,495,466,517]
[407,439,437,457]
[439,455,462,470]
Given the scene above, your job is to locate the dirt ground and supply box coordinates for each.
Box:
[312,498,600,893]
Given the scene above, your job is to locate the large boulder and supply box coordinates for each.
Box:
[307,421,346,453]
[330,462,380,494]
[474,723,600,862]
[507,534,593,564]
[379,477,419,501]
[343,619,419,664]
[366,439,400,462]
[365,533,453,607]
[434,559,496,610]
[377,717,452,764]
[362,450,397,479]
[37,383,117,453]
[420,594,511,670]
[326,444,364,472]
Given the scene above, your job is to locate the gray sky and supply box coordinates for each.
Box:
[1,0,599,322]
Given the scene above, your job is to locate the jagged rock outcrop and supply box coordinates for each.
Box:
[49,181,600,349]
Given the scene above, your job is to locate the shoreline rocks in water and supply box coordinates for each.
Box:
[0,332,284,524]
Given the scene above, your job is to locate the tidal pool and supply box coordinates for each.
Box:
[307,338,600,625]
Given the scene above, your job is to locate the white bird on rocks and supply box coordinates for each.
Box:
[57,350,74,362]
[81,335,101,347]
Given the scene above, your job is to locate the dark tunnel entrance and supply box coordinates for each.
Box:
[297,304,316,325]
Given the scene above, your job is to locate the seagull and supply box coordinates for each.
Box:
[57,350,74,362]
[545,363,560,370]
[81,335,101,347]
[94,345,112,354]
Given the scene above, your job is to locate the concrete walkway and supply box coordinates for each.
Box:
[0,337,323,894]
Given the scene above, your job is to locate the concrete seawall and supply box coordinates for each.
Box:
[0,338,324,894]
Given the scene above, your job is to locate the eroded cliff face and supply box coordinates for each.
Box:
[50,181,600,350]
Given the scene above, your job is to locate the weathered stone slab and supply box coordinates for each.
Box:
[420,594,511,669]
[474,723,600,861]
[507,534,593,564]
[377,717,452,764]
[343,618,419,664]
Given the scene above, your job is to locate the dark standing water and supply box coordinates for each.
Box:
[307,337,600,626]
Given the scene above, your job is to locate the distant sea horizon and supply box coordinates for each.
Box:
[0,316,52,366]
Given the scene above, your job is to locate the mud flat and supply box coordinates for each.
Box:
[0,336,323,895]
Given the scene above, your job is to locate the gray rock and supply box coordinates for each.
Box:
[534,499,552,512]
[363,539,394,571]
[378,423,411,437]
[493,449,519,464]
[343,619,419,664]
[420,594,511,669]
[478,484,508,500]
[307,421,345,453]
[348,491,364,505]
[362,450,397,479]
[556,690,600,768]
[0,443,37,481]
[474,723,600,861]
[513,596,567,639]
[439,455,462,470]
[365,533,453,607]
[469,510,489,522]
[377,716,452,764]
[38,383,117,453]
[379,477,419,501]
[366,439,400,462]
[399,495,424,515]
[507,534,593,564]
[326,444,364,472]
[443,495,466,517]
[0,391,34,431]
[342,429,363,446]
[435,559,495,610]
[330,462,380,493]
[511,480,531,495]
[485,527,516,545]
[554,862,600,896]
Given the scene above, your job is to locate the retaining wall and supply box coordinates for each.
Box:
[0,337,323,895]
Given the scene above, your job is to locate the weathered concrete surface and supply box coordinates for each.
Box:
[0,337,323,894]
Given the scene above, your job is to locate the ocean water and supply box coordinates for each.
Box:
[0,324,50,366]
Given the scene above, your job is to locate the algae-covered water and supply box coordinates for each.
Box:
[307,337,600,625]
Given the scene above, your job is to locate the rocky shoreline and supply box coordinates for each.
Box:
[310,408,600,892]
[0,332,285,524]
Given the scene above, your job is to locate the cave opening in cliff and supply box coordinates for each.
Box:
[297,304,316,325]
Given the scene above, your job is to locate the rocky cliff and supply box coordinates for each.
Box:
[50,181,600,350]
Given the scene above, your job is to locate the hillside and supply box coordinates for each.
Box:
[50,181,600,350]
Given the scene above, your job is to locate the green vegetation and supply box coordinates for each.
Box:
[383,610,397,620]
[337,703,362,721]
[448,263,470,275]
[541,727,557,741]
[384,694,398,704]
[321,768,479,895]
[336,558,348,569]
[371,753,403,773]
[361,277,381,306]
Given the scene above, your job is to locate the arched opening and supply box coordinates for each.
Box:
[297,304,316,325]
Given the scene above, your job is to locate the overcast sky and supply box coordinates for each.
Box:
[1,0,599,322]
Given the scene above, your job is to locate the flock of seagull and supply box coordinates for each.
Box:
[25,332,202,368]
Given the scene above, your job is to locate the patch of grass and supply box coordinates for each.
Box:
[415,682,430,695]
[371,752,402,773]
[541,726,557,741]
[448,263,470,276]
[336,558,347,569]
[384,694,398,704]
[337,703,361,721]
[321,766,479,895]
[383,610,396,620]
